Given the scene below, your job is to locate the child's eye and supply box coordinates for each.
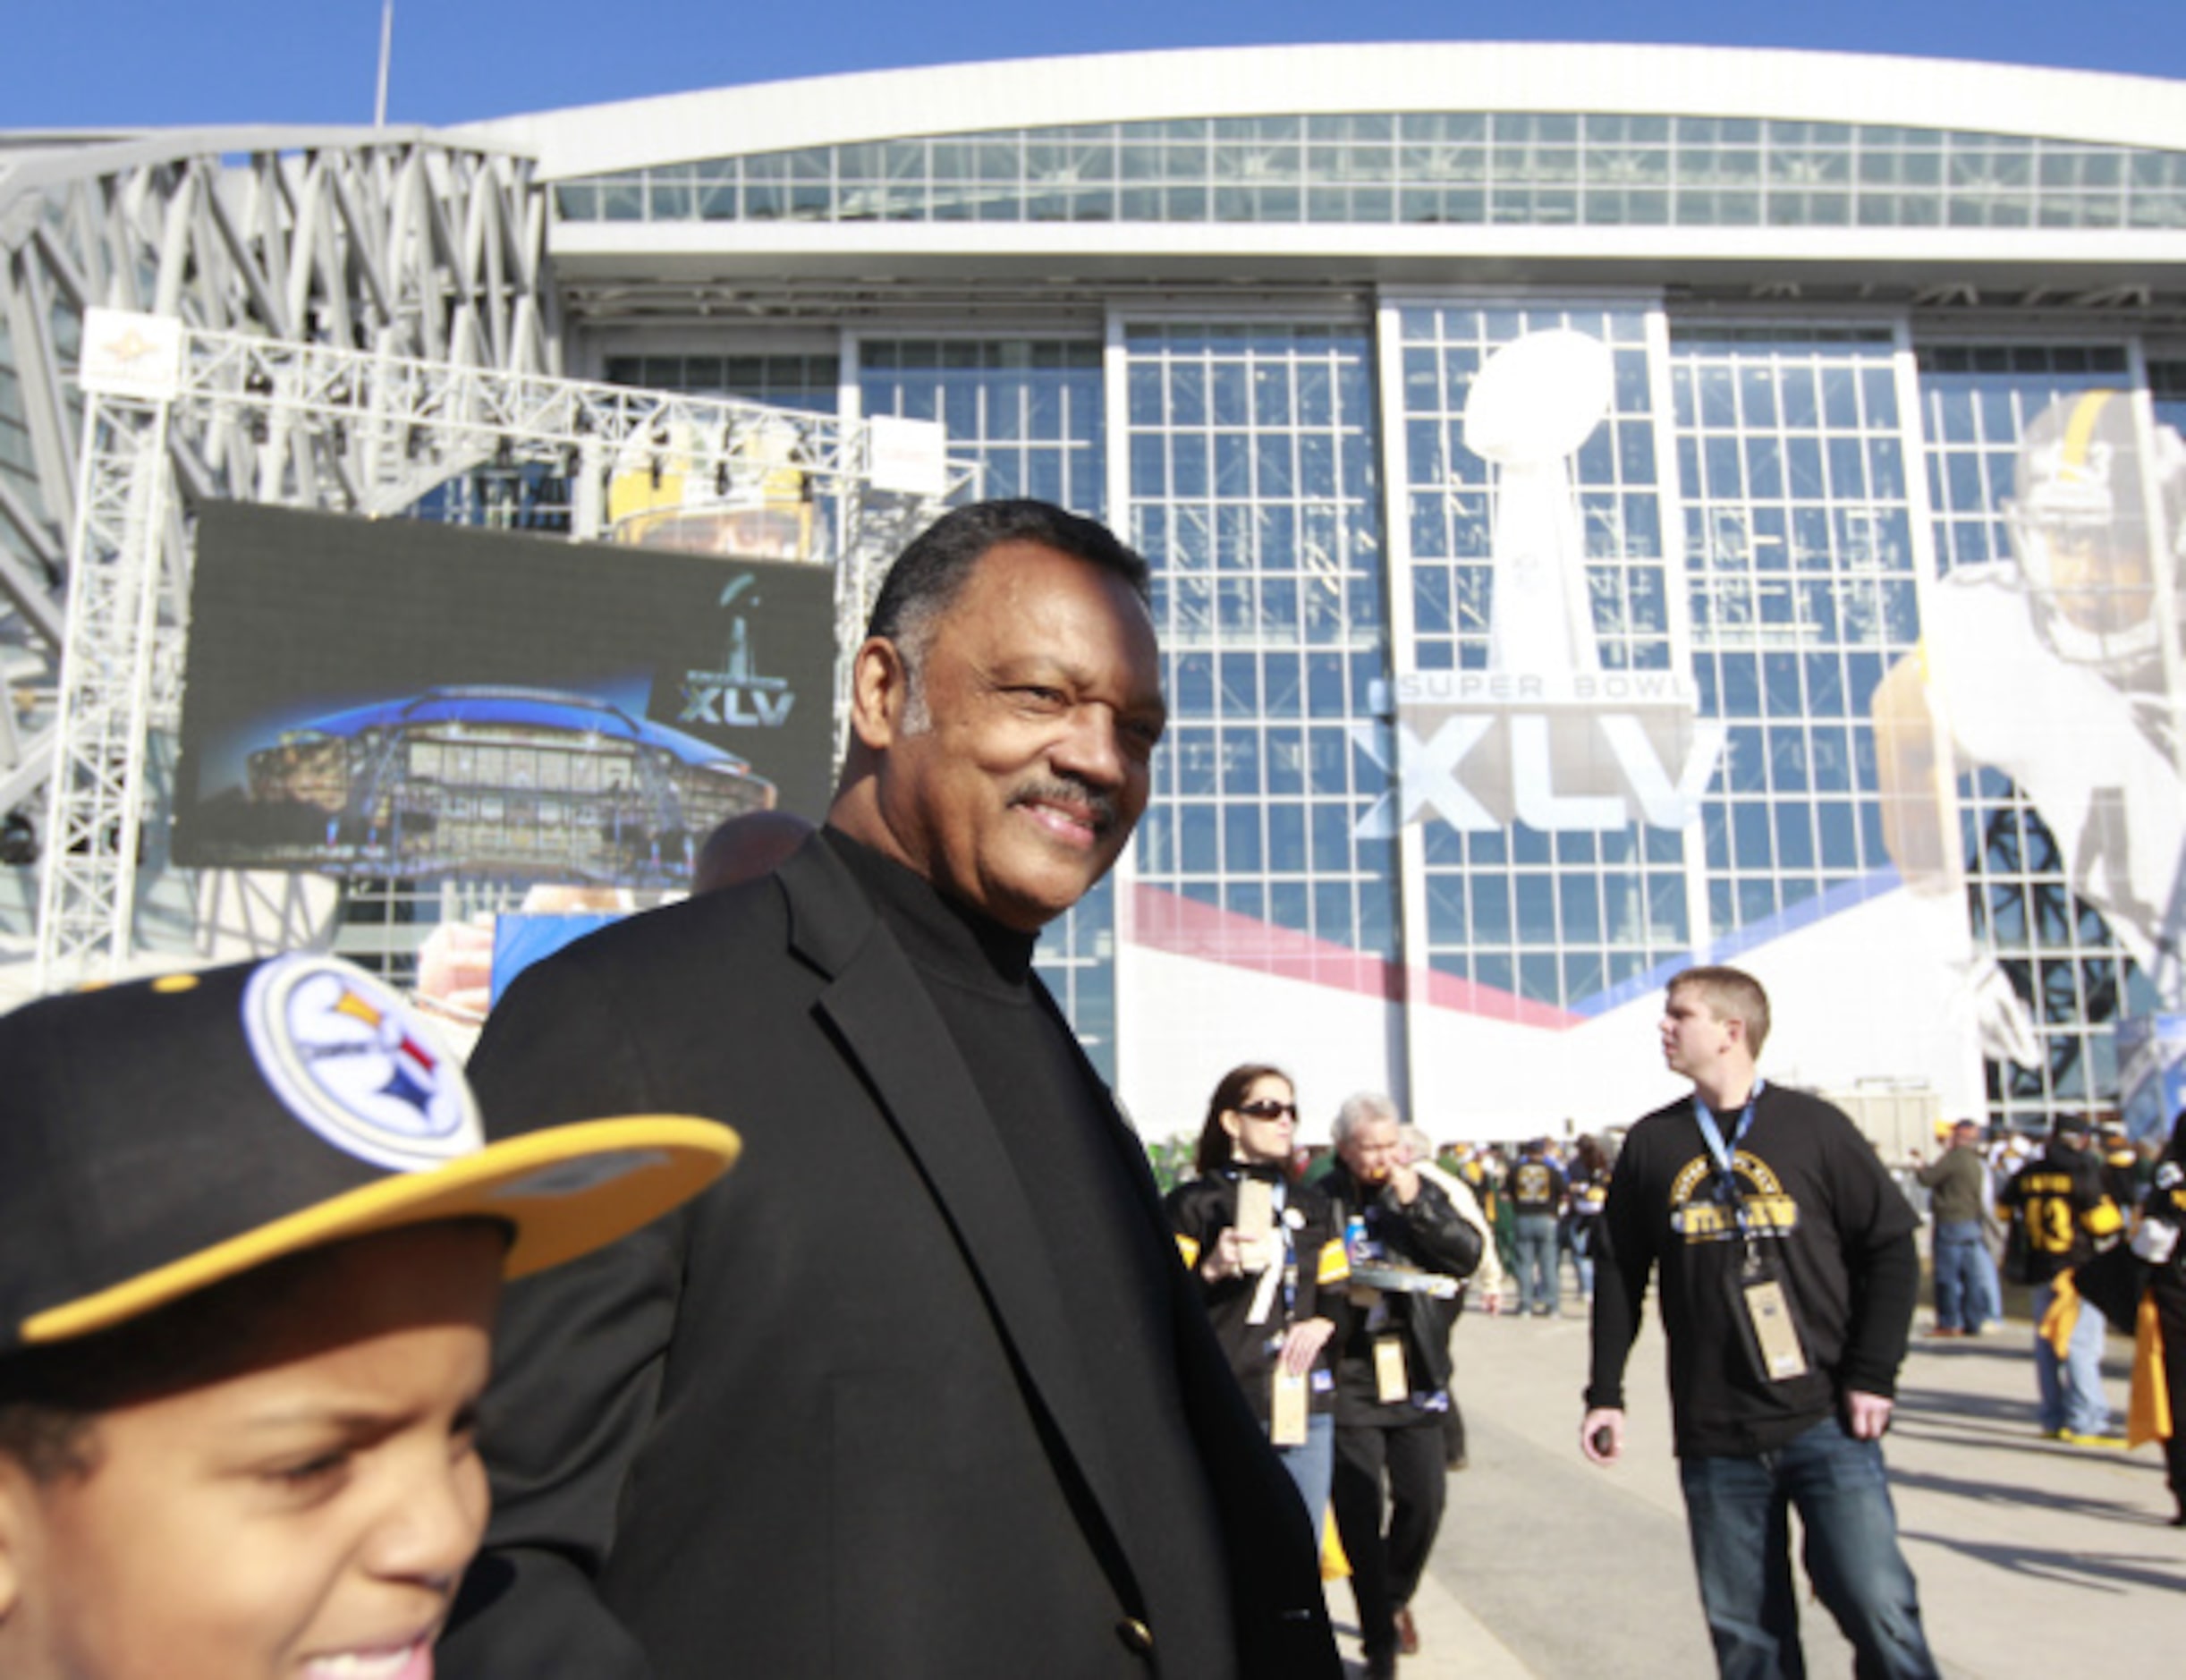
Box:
[266,1448,351,1489]
[449,1405,481,1462]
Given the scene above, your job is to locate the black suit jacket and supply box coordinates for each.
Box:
[440,836,1337,1680]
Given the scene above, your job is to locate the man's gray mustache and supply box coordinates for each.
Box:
[1009,778,1120,836]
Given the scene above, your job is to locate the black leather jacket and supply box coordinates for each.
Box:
[1319,1164,1483,1409]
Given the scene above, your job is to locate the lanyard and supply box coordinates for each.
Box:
[1693,1081,1766,1252]
[1271,1180,1295,1310]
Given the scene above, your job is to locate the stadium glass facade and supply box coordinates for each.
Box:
[552,116,2186,232]
[13,44,2183,1143]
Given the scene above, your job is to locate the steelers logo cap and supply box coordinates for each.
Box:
[0,952,739,1352]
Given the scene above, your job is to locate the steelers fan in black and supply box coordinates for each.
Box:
[1582,965,1936,1680]
[1588,1082,1921,1456]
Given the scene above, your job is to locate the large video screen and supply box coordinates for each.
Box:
[174,503,836,887]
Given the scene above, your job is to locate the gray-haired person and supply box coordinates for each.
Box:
[1320,1093,1483,1677]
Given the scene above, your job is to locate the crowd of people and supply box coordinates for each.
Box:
[2,497,2182,1680]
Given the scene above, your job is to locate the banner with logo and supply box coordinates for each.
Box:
[173,502,835,887]
[1369,325,1723,844]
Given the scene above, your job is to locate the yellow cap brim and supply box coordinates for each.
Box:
[21,1116,739,1346]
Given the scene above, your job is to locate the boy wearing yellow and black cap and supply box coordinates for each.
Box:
[0,953,738,1680]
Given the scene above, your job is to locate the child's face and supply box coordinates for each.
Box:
[0,1223,504,1680]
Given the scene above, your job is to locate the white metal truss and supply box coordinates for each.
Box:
[34,315,962,989]
[34,383,173,978]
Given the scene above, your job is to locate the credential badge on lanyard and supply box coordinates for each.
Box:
[1695,1084,1809,1381]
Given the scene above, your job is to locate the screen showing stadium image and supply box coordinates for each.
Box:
[173,502,837,888]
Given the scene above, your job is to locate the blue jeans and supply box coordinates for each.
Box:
[1679,1417,1939,1680]
[1570,1220,1598,1301]
[1514,1213,1560,1315]
[1931,1221,1998,1334]
[2030,1278,2111,1435]
[1276,1410,1335,1540]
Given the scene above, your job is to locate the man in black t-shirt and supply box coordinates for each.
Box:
[1580,965,1939,1680]
[1508,1138,1569,1317]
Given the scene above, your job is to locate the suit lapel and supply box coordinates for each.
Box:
[779,839,1147,1615]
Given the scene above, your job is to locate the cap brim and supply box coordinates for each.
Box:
[20,1116,740,1346]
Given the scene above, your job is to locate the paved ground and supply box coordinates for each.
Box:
[1323,1299,2185,1677]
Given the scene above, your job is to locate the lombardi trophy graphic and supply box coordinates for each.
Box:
[1464,328,1616,678]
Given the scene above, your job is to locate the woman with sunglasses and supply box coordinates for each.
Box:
[1165,1064,1347,1535]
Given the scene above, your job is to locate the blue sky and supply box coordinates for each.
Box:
[7,1,2182,130]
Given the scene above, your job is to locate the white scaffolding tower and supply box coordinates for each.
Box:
[36,307,962,991]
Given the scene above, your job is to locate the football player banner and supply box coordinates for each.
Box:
[173,502,835,888]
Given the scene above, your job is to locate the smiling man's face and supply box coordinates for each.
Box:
[866,539,1165,933]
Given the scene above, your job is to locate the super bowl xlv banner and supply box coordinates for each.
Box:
[1353,668,1725,836]
[1356,327,1724,839]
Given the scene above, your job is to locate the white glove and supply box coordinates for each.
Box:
[2131,1219,2180,1265]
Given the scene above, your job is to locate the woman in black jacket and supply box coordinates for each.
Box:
[1165,1064,1346,1536]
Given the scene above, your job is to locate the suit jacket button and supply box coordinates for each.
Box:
[1117,1617,1155,1657]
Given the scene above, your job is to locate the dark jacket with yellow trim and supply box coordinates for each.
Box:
[2004,1141,2124,1283]
[1167,1166,1348,1423]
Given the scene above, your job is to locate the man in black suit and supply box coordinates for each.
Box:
[440,500,1338,1679]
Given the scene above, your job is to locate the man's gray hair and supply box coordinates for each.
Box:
[1333,1091,1402,1147]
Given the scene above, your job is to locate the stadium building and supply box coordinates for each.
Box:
[6,42,2186,1144]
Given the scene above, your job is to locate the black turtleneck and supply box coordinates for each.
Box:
[820,828,1237,1680]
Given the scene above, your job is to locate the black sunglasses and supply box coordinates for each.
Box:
[1235,1099,1298,1120]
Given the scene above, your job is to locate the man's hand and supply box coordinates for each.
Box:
[1843,1390,1894,1440]
[1580,1406,1624,1465]
[1385,1158,1421,1206]
[1280,1316,1337,1376]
